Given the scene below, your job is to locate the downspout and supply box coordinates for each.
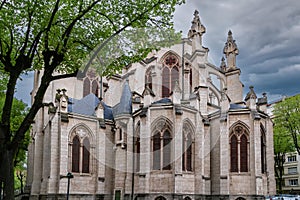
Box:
[131,117,135,200]
[181,39,185,100]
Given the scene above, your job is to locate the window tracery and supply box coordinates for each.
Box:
[152,122,172,170]
[230,125,249,173]
[162,54,179,97]
[83,69,100,97]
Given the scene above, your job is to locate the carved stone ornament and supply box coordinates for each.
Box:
[76,128,87,138]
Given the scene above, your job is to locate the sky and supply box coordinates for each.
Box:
[15,0,300,105]
[173,0,300,102]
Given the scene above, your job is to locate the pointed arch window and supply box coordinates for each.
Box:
[182,125,193,172]
[261,125,267,173]
[230,135,238,172]
[240,134,248,172]
[152,129,172,170]
[162,54,179,97]
[83,69,100,97]
[230,125,249,173]
[71,135,91,173]
[82,138,90,173]
[72,136,80,172]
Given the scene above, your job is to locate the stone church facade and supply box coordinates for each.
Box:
[26,11,276,200]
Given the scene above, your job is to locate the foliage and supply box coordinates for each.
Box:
[0,0,185,198]
[273,94,300,193]
[273,95,300,154]
[273,124,294,193]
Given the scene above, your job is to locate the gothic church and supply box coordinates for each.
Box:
[26,10,276,200]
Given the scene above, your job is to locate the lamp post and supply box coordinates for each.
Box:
[60,172,73,200]
[66,172,73,200]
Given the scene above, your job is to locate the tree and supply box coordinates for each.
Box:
[0,82,29,197]
[273,125,294,193]
[0,0,184,198]
[273,94,300,193]
[273,95,300,153]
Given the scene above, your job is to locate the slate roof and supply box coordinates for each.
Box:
[152,98,172,104]
[112,81,132,117]
[229,103,247,109]
[68,94,100,116]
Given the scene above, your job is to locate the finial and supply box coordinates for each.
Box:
[245,85,257,101]
[220,57,226,71]
[223,30,239,69]
[194,10,199,17]
[188,9,206,38]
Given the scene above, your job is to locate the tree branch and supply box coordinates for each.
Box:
[92,9,117,31]
[44,0,61,50]
[82,0,166,75]
[0,0,6,10]
[61,0,102,50]
[19,0,37,56]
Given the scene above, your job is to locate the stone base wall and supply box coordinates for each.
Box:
[30,193,266,200]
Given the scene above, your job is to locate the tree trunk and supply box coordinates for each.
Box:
[1,147,15,200]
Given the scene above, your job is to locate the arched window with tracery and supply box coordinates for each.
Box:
[182,123,194,172]
[72,136,80,172]
[261,125,266,173]
[83,69,100,97]
[70,127,92,174]
[162,54,179,97]
[163,131,172,170]
[230,135,238,172]
[152,119,173,170]
[230,125,249,173]
[82,138,90,173]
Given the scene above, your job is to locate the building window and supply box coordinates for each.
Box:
[288,167,298,174]
[114,190,121,200]
[289,179,298,186]
[182,124,193,172]
[230,125,249,173]
[189,69,193,93]
[72,136,80,172]
[83,69,99,97]
[152,130,172,170]
[145,68,153,90]
[71,135,90,173]
[288,155,297,162]
[230,135,238,172]
[134,123,140,172]
[82,138,90,173]
[162,54,179,97]
[261,125,267,173]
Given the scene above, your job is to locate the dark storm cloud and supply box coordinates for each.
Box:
[174,0,300,101]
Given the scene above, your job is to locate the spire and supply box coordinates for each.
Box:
[223,30,239,69]
[188,10,206,51]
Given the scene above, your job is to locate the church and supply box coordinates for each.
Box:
[26,10,276,200]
